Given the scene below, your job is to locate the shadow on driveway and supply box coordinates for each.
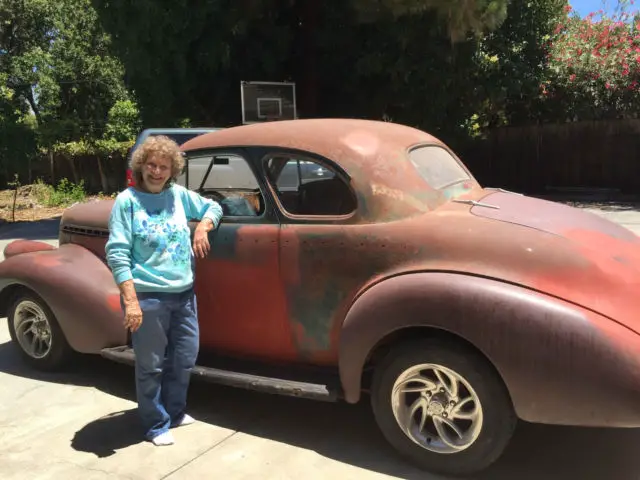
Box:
[2,340,640,480]
[71,408,144,458]
[0,217,61,241]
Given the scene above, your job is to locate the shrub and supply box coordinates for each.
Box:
[32,178,87,207]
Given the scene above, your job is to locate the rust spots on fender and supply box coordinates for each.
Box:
[195,224,297,362]
[106,294,123,314]
[530,227,640,336]
[340,129,380,157]
[32,252,63,268]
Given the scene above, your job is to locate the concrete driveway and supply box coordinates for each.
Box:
[2,205,640,480]
[571,201,640,235]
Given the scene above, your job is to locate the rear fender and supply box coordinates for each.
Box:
[339,272,640,427]
[0,243,126,353]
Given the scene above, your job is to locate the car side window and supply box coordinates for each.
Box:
[409,145,471,191]
[264,155,357,216]
[177,153,264,218]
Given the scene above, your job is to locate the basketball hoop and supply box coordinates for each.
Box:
[241,81,297,125]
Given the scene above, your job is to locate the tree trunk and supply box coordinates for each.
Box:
[97,155,108,193]
[25,90,42,126]
[65,155,79,184]
[49,150,55,185]
[11,187,17,222]
[298,0,319,117]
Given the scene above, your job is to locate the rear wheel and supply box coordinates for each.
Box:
[370,338,517,477]
[7,291,73,371]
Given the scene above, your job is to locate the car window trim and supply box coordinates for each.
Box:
[182,147,271,222]
[259,150,358,223]
[406,142,477,186]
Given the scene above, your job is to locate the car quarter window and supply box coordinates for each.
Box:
[264,155,357,217]
[176,153,264,218]
[409,145,471,190]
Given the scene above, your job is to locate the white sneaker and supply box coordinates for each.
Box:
[151,431,175,446]
[175,414,196,427]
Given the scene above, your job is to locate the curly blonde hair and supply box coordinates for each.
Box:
[130,135,185,187]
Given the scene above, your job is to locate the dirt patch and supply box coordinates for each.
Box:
[0,186,104,223]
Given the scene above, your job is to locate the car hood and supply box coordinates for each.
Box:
[471,191,639,245]
[456,191,640,333]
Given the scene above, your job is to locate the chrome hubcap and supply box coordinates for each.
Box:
[391,363,483,454]
[13,300,53,359]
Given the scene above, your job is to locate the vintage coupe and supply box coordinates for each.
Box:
[3,119,640,476]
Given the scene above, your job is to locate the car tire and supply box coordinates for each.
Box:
[7,291,73,371]
[370,338,517,477]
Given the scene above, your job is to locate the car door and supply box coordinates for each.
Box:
[183,148,298,362]
[261,151,360,365]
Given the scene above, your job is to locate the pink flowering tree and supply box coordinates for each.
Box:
[541,0,640,120]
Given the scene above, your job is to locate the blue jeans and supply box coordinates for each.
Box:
[130,288,199,441]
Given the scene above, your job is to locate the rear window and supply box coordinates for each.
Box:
[409,145,470,190]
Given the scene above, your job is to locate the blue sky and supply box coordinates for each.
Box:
[569,0,623,16]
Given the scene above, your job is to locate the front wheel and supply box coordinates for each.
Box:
[370,338,517,477]
[7,291,73,371]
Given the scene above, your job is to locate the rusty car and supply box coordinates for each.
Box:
[2,118,640,476]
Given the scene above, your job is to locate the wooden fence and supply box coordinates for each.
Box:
[8,119,640,197]
[21,151,129,194]
[457,119,640,196]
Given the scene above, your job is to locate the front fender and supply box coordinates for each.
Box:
[4,239,56,259]
[0,243,126,353]
[339,272,640,427]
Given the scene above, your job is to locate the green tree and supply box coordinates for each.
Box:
[90,0,511,127]
[0,0,134,187]
[352,0,509,39]
[469,0,569,131]
[104,99,141,142]
[0,73,37,183]
[2,0,130,146]
[542,0,640,120]
[0,0,51,180]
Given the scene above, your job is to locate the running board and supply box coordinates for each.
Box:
[100,346,338,402]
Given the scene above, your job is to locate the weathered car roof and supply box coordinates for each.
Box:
[182,119,470,221]
[181,118,442,171]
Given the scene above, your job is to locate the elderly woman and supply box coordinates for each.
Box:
[105,135,223,446]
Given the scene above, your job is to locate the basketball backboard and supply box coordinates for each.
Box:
[241,81,297,124]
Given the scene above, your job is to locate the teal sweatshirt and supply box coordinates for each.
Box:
[105,184,223,293]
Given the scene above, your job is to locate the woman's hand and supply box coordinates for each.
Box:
[118,280,142,332]
[124,300,143,332]
[193,219,213,259]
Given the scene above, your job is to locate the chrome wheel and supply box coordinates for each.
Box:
[391,363,483,454]
[13,300,53,359]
